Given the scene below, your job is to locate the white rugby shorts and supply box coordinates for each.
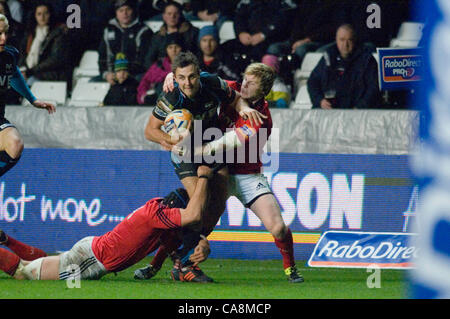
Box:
[59,236,108,280]
[228,173,273,207]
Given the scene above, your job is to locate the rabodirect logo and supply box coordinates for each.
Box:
[383,55,422,81]
[308,231,418,269]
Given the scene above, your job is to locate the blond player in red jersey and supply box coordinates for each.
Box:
[0,165,213,281]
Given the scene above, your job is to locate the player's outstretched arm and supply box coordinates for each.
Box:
[32,100,56,114]
[179,165,212,226]
[10,66,55,114]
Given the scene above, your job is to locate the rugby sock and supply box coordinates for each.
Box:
[0,247,20,276]
[151,231,182,269]
[274,228,295,269]
[0,151,20,177]
[150,246,170,270]
[4,235,47,261]
[151,241,179,269]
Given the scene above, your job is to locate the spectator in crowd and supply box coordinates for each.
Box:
[103,53,139,106]
[221,0,290,65]
[137,32,184,105]
[307,24,381,109]
[97,0,153,85]
[0,1,23,51]
[144,1,199,69]
[18,1,70,85]
[261,54,291,108]
[267,0,348,66]
[196,25,240,82]
[190,0,239,30]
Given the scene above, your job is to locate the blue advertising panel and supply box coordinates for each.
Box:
[0,149,417,260]
[377,47,423,90]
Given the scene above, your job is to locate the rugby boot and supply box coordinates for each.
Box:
[170,259,213,283]
[179,265,214,283]
[134,264,160,280]
[285,266,304,283]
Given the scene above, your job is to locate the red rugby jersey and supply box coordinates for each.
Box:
[218,81,273,174]
[91,198,181,272]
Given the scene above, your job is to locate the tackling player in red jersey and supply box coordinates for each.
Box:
[0,165,213,281]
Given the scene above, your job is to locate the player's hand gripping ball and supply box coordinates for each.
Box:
[164,108,193,139]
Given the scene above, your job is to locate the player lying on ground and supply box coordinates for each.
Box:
[144,52,267,282]
[0,165,213,280]
[135,63,303,283]
[0,14,55,177]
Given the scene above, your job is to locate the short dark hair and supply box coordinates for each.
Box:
[26,1,57,35]
[171,51,200,74]
[163,1,183,13]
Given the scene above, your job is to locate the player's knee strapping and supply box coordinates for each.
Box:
[21,258,43,280]
[0,151,20,177]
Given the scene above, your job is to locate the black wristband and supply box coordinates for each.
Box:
[198,175,209,179]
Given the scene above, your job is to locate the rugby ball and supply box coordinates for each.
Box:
[164,109,193,136]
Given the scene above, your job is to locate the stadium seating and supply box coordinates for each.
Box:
[22,81,67,106]
[292,52,324,95]
[72,50,100,86]
[145,20,213,33]
[292,85,313,109]
[372,52,379,65]
[145,19,236,44]
[68,82,110,107]
[390,21,424,47]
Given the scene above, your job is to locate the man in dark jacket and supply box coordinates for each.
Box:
[307,24,381,109]
[98,0,153,84]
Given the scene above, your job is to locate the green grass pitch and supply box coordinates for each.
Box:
[0,258,408,299]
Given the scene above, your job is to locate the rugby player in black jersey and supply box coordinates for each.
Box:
[0,14,55,178]
[143,51,266,282]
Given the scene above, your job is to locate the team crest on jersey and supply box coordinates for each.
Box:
[157,96,174,114]
[240,125,253,137]
[5,64,12,73]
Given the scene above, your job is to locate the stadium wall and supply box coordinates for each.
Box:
[0,106,419,260]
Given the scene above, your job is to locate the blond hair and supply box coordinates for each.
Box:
[244,63,276,97]
[0,13,9,31]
